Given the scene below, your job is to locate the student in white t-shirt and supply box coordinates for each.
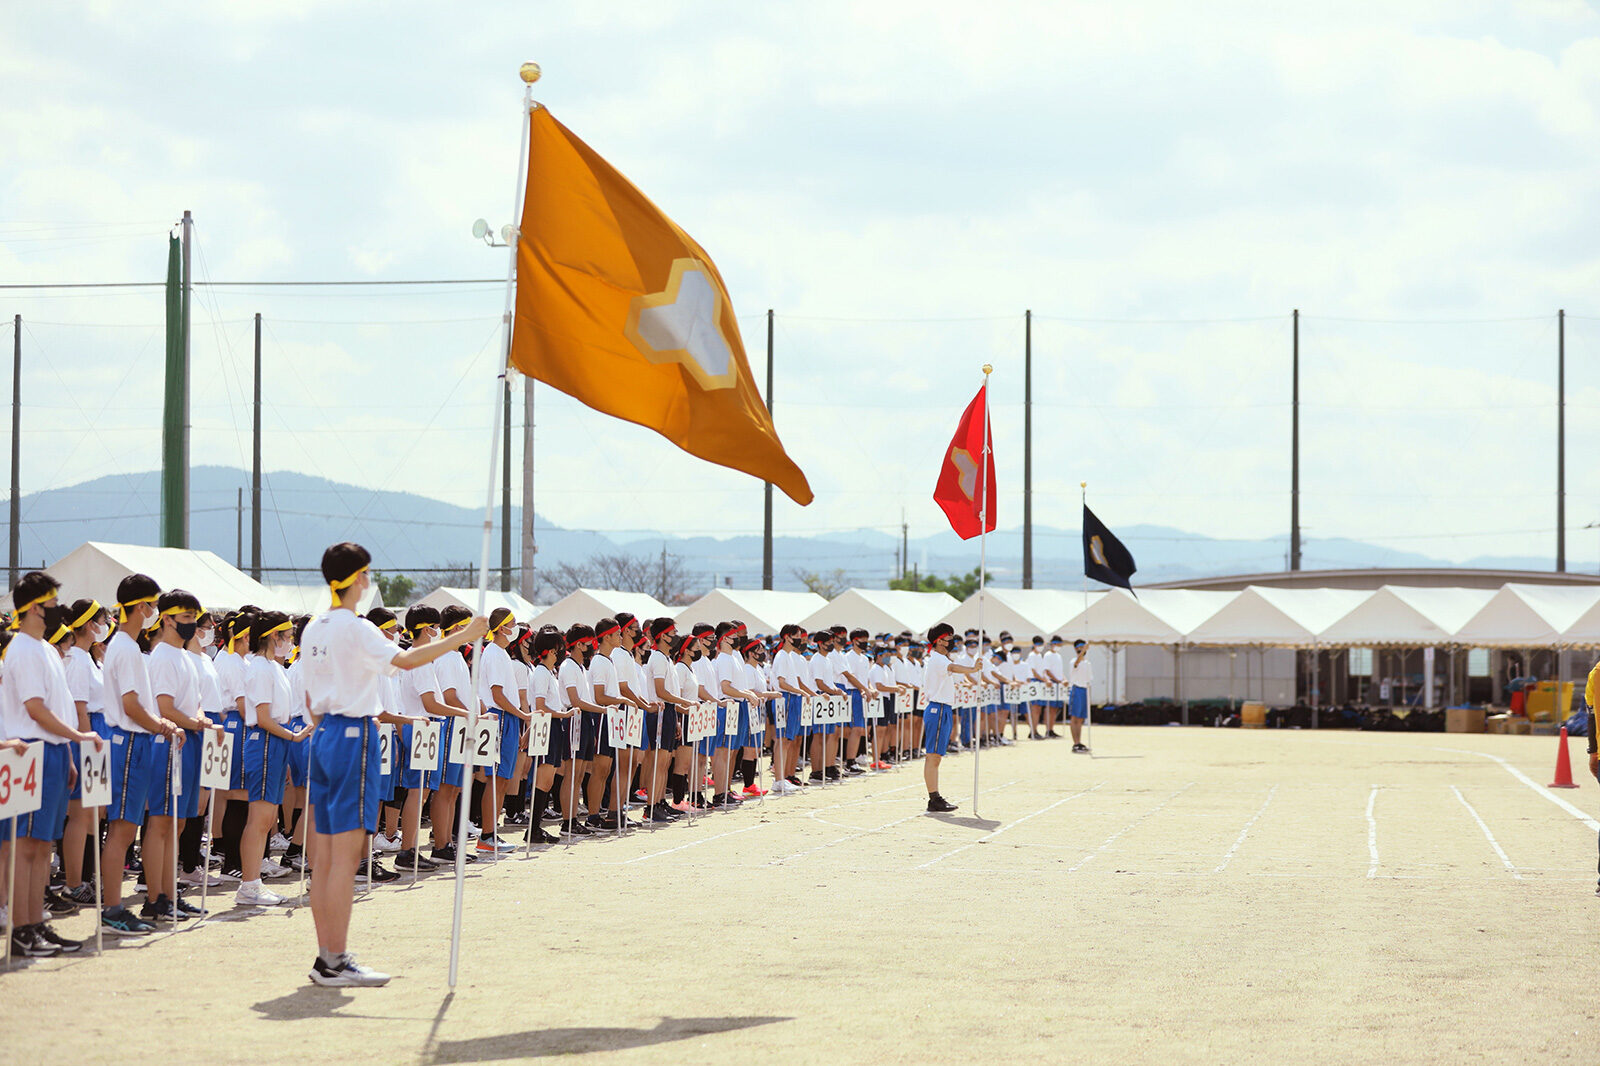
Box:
[298,543,486,988]
[59,597,110,907]
[557,623,606,837]
[919,623,983,813]
[771,624,815,792]
[3,573,102,957]
[144,588,214,924]
[237,611,309,906]
[475,608,526,854]
[524,627,570,844]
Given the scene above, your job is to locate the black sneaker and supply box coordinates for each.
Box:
[429,845,475,865]
[11,924,60,958]
[65,882,98,906]
[101,904,156,936]
[36,923,84,953]
[393,849,441,870]
[174,896,207,918]
[786,775,804,787]
[596,812,629,830]
[524,826,560,844]
[842,763,864,775]
[140,894,182,923]
[561,820,593,837]
[359,860,399,883]
[652,802,682,822]
[44,886,79,916]
[825,766,842,780]
[584,813,606,829]
[926,793,959,814]
[647,805,676,824]
[1072,743,1089,754]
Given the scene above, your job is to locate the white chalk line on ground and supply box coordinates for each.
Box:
[1366,785,1380,878]
[914,783,1105,870]
[1450,784,1522,879]
[1213,784,1278,873]
[1311,736,1600,832]
[768,779,1021,866]
[620,823,769,865]
[1067,783,1195,873]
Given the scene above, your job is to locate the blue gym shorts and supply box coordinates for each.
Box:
[849,691,866,728]
[147,730,201,819]
[222,710,247,790]
[18,742,71,841]
[1069,685,1089,720]
[285,716,309,788]
[107,728,152,823]
[923,702,954,756]
[780,694,804,741]
[497,711,520,778]
[310,714,380,835]
[242,726,287,805]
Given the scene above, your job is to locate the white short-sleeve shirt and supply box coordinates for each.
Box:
[245,654,294,725]
[477,642,518,707]
[100,631,155,733]
[398,660,441,720]
[148,642,201,724]
[298,609,399,719]
[922,651,955,706]
[65,645,104,719]
[1,632,75,743]
[558,657,594,708]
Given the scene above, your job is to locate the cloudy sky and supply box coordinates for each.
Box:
[4,1,1599,570]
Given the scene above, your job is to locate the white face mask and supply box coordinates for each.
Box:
[90,622,109,643]
[196,628,214,649]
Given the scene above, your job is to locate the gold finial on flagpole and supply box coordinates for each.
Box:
[1080,481,1086,489]
[982,363,993,375]
[520,62,543,84]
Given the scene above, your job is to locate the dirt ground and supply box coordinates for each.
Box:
[3,726,1597,1064]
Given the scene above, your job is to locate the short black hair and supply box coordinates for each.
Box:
[928,623,955,644]
[115,573,160,612]
[405,604,441,633]
[321,541,371,586]
[532,628,565,659]
[68,598,107,631]
[488,606,515,632]
[13,570,59,615]
[366,607,397,631]
[250,610,292,652]
[156,588,202,615]
[440,604,472,632]
[849,628,869,642]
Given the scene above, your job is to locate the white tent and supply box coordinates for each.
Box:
[1318,585,1494,647]
[47,542,284,612]
[939,588,1094,640]
[530,588,672,632]
[1186,586,1371,646]
[675,589,826,635]
[800,588,960,636]
[1454,584,1600,648]
[417,586,541,624]
[1057,588,1235,645]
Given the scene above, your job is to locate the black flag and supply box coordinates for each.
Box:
[1083,504,1137,592]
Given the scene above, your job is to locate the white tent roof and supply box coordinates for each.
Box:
[416,587,541,624]
[1317,585,1494,647]
[1454,584,1600,647]
[1186,586,1371,646]
[674,589,826,635]
[47,541,285,613]
[799,588,960,636]
[939,588,1094,641]
[529,588,672,632]
[1057,588,1235,645]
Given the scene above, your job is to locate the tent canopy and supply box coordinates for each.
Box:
[940,588,1095,641]
[417,587,541,624]
[800,588,960,637]
[1317,586,1494,647]
[675,589,827,635]
[47,542,284,613]
[1186,586,1370,646]
[530,588,671,632]
[1454,584,1600,647]
[1058,588,1235,644]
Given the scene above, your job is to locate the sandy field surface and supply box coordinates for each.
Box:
[3,726,1597,1065]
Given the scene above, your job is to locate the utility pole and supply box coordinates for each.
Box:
[251,312,262,581]
[762,309,774,591]
[235,487,243,569]
[659,542,668,603]
[1290,308,1301,571]
[160,212,193,548]
[1558,309,1566,572]
[502,379,512,591]
[9,315,19,589]
[1023,309,1033,588]
[901,510,908,583]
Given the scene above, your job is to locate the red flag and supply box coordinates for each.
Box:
[933,384,996,540]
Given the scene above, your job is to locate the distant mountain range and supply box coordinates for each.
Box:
[0,466,1580,600]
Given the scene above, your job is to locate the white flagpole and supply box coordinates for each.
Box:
[1081,481,1091,755]
[449,65,538,990]
[974,364,993,816]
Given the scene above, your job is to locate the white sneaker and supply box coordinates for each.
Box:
[464,823,482,839]
[178,867,227,888]
[258,858,292,879]
[309,951,390,987]
[372,833,400,853]
[236,881,285,907]
[269,832,291,852]
[773,779,798,795]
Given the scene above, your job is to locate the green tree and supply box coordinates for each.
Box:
[374,571,417,607]
[889,566,991,601]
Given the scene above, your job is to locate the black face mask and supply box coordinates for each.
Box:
[176,621,198,642]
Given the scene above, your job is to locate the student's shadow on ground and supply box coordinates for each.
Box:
[928,812,1000,830]
[425,1015,791,1061]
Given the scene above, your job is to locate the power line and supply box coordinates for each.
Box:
[0,279,501,290]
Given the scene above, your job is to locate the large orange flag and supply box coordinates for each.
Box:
[509,107,813,506]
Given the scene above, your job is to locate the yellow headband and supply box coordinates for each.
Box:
[444,617,469,634]
[14,589,57,617]
[118,594,158,623]
[377,618,397,631]
[490,615,513,634]
[49,624,71,644]
[263,620,292,639]
[161,604,197,617]
[328,565,368,607]
[70,599,102,629]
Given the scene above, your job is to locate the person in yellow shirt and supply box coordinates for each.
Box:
[1586,659,1599,897]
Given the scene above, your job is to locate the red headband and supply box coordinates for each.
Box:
[596,623,621,641]
[568,636,595,649]
[656,624,676,640]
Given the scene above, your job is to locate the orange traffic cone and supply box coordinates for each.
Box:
[1549,726,1580,789]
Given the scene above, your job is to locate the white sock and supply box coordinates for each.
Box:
[241,879,261,890]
